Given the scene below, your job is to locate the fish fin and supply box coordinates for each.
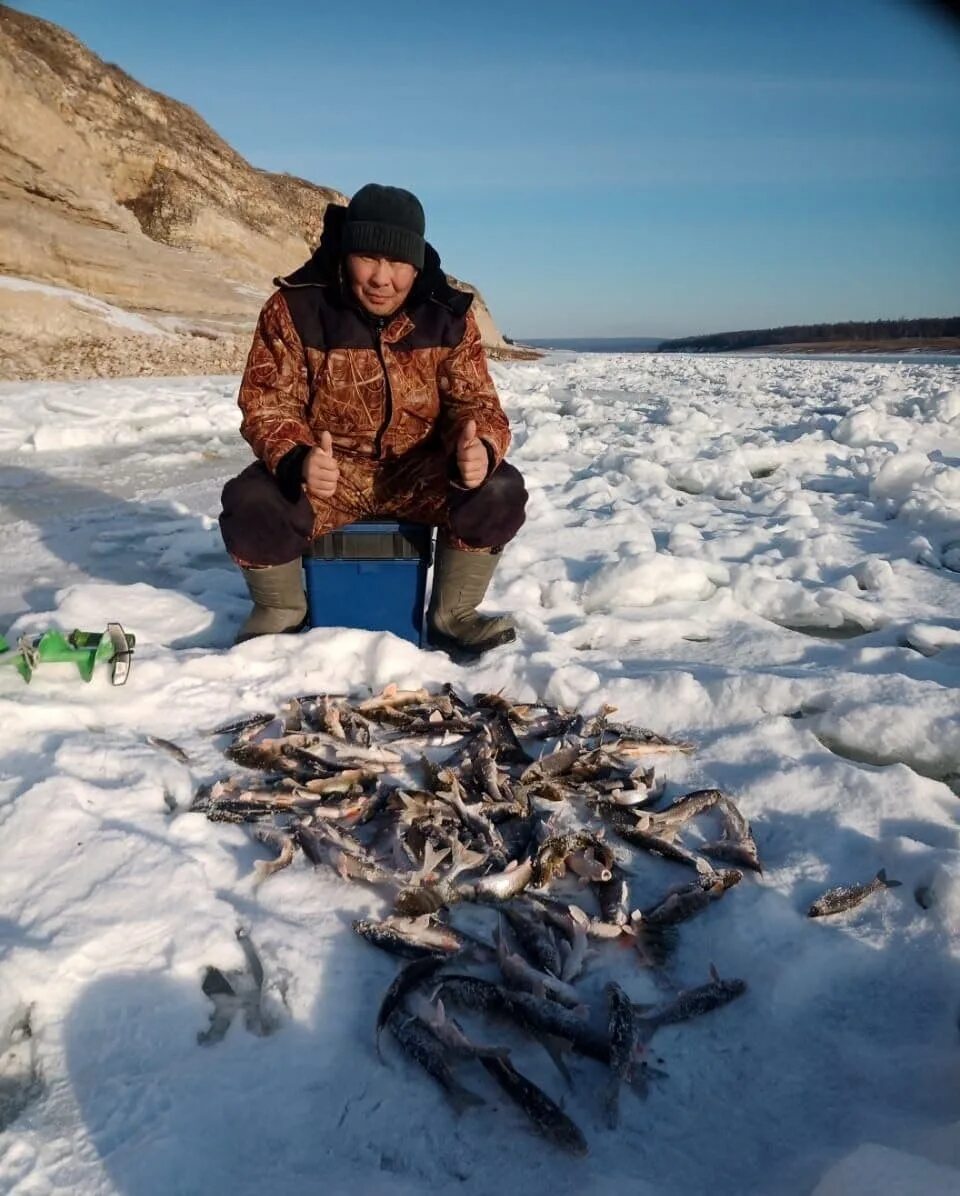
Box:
[878,868,902,888]
[567,904,590,927]
[709,962,721,983]
[626,1072,650,1100]
[448,1084,485,1116]
[536,1032,574,1087]
[460,846,489,872]
[604,1077,621,1129]
[450,841,487,875]
[558,940,574,983]
[417,842,451,882]
[631,921,677,966]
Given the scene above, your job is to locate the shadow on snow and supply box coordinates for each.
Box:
[0,464,244,649]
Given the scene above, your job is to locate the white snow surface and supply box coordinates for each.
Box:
[1,351,959,1195]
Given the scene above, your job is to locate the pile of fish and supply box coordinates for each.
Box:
[184,684,888,1153]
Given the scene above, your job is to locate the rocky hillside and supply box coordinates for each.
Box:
[0,4,523,381]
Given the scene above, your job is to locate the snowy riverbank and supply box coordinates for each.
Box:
[1,351,958,1195]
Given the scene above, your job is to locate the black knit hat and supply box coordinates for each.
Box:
[341,183,426,270]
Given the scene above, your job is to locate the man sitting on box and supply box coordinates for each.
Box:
[219,183,528,658]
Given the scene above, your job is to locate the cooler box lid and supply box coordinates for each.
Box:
[307,520,433,563]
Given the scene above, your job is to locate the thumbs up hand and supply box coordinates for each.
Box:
[455,419,489,489]
[303,430,339,500]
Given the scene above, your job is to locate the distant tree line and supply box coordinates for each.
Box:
[657,317,960,353]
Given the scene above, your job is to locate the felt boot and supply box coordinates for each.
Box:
[426,541,516,659]
[236,559,307,644]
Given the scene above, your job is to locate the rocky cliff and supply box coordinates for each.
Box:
[0,4,526,381]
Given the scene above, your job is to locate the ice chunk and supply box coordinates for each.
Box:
[850,558,895,592]
[869,450,934,505]
[582,553,726,612]
[667,522,704,555]
[901,622,960,656]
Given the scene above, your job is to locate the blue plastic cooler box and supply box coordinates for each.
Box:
[303,520,435,647]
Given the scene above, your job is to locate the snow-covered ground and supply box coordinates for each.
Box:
[0,352,959,1195]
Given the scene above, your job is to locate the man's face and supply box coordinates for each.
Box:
[346,253,417,316]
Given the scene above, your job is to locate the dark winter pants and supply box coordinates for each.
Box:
[219,447,527,567]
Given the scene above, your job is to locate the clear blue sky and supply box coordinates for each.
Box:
[11,0,960,337]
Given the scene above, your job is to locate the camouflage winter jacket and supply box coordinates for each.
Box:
[236,206,511,486]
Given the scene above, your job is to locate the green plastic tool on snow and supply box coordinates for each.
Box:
[0,624,135,685]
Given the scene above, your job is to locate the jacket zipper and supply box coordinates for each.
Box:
[372,320,393,459]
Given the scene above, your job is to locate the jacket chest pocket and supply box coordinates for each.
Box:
[311,349,387,435]
[403,387,441,418]
[385,347,442,421]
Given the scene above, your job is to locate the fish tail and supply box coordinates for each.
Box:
[634,922,677,966]
[878,868,902,888]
